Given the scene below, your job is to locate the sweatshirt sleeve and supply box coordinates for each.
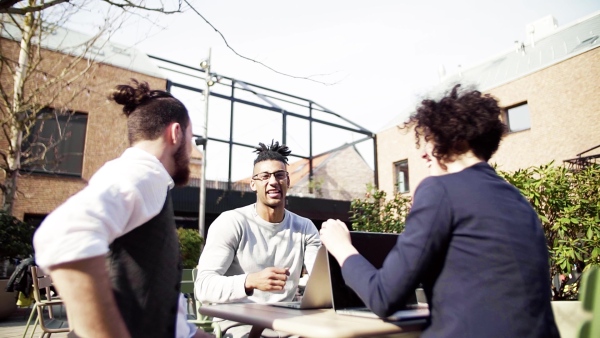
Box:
[341,177,453,317]
[194,213,249,303]
[302,219,322,275]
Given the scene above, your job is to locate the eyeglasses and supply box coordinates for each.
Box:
[252,170,288,181]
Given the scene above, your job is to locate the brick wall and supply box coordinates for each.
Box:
[1,37,167,219]
[376,46,600,198]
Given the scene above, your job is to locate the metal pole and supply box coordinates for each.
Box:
[198,48,211,238]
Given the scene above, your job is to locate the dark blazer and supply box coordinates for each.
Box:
[342,163,559,338]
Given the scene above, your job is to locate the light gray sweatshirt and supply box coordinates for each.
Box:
[195,204,321,303]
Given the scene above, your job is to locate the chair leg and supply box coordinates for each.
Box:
[212,322,222,338]
[21,306,38,338]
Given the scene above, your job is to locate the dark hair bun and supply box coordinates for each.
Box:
[109,79,173,116]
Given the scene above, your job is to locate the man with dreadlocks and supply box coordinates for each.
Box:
[195,140,321,336]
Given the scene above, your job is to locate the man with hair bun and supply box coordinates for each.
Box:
[33,80,212,338]
[195,140,320,337]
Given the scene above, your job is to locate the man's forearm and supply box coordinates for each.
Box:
[196,272,249,303]
[49,255,131,338]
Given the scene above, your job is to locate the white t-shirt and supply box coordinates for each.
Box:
[195,204,321,304]
[33,147,197,338]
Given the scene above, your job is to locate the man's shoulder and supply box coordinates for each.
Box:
[210,205,254,230]
[220,204,254,219]
[284,208,310,221]
[91,152,169,188]
[284,209,317,230]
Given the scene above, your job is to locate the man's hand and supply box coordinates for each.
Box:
[245,267,290,295]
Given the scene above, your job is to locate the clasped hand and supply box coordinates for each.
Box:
[245,267,290,294]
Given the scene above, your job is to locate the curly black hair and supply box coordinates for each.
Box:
[109,79,189,145]
[253,140,292,165]
[405,84,507,163]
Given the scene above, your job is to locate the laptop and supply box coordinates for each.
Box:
[327,231,430,322]
[269,245,332,309]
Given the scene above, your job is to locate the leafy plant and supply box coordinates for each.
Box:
[0,212,35,278]
[349,183,412,233]
[177,228,205,269]
[497,162,600,300]
[0,212,35,261]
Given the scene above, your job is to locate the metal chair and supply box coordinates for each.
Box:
[26,266,69,338]
[181,268,222,337]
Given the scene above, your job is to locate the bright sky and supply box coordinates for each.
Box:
[67,0,600,180]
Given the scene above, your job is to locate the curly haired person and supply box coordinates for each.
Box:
[320,84,559,338]
[34,80,212,338]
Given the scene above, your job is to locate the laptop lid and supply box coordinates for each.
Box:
[270,245,332,309]
[327,231,418,311]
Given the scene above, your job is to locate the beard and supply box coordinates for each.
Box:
[171,141,191,186]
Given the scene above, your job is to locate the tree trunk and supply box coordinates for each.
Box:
[3,7,35,214]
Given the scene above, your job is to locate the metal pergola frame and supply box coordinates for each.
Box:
[149,54,378,190]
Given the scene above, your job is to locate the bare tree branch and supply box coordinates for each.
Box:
[1,0,69,15]
[0,0,183,15]
[101,0,182,14]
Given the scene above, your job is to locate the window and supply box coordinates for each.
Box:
[21,108,88,176]
[505,103,531,132]
[394,160,409,194]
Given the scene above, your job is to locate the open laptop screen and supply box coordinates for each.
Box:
[327,231,417,310]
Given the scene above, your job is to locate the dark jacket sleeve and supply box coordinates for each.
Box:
[341,177,453,317]
[5,257,35,296]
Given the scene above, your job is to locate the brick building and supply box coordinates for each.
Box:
[1,21,168,223]
[376,11,600,197]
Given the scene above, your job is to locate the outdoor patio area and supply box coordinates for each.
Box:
[0,307,68,338]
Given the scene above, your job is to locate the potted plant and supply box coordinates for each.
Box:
[0,211,35,319]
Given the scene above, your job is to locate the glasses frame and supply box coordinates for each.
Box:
[252,170,289,181]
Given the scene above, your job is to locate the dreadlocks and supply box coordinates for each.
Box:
[253,140,292,165]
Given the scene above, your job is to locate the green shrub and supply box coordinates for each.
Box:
[497,162,600,300]
[177,228,204,269]
[0,212,35,261]
[349,183,412,233]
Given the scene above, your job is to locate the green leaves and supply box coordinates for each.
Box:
[498,163,600,300]
[349,183,411,234]
[177,228,205,269]
[0,212,35,261]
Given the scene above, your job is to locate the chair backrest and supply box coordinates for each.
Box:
[181,268,194,294]
[578,266,600,338]
[31,266,69,319]
[29,266,70,333]
[31,266,54,304]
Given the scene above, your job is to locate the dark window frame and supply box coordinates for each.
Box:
[21,108,88,177]
[503,102,531,133]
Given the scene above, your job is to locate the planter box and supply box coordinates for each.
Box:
[0,279,17,320]
[551,300,592,338]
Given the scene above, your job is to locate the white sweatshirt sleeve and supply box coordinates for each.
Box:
[195,213,249,303]
[302,219,322,275]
